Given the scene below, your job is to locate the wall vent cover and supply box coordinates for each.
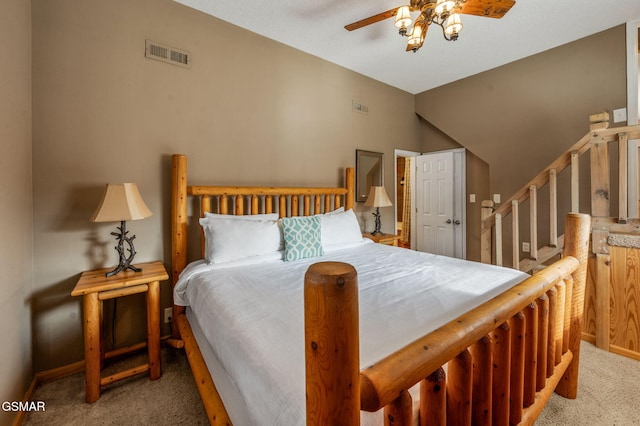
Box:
[145,40,191,69]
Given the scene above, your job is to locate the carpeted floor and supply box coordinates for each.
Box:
[22,341,640,425]
[23,348,208,426]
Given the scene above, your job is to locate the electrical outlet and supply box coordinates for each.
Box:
[522,242,530,253]
[164,307,173,324]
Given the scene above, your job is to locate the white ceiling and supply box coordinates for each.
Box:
[174,0,640,94]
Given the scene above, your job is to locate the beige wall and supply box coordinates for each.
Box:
[0,0,33,422]
[416,26,628,264]
[416,25,628,203]
[31,0,421,370]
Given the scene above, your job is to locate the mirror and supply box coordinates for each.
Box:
[356,150,384,202]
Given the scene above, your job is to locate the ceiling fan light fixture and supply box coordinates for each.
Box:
[434,0,456,17]
[407,23,423,51]
[444,13,462,40]
[394,6,413,36]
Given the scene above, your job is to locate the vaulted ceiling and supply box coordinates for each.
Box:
[174,0,640,94]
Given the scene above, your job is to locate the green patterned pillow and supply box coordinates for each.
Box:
[281,216,324,262]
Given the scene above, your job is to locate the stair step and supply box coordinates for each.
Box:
[519,234,565,273]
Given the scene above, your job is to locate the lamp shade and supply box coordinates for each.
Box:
[365,186,392,208]
[394,6,412,30]
[90,183,152,222]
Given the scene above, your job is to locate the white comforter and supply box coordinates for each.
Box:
[174,240,528,425]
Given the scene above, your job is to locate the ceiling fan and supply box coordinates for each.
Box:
[345,0,516,52]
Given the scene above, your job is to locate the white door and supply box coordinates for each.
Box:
[415,150,465,258]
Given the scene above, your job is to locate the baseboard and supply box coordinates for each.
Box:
[11,376,38,426]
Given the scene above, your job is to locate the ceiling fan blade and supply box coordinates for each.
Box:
[459,0,516,19]
[345,7,401,31]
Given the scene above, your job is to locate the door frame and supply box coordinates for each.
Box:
[394,149,419,249]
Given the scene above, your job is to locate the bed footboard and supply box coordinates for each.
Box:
[304,213,591,425]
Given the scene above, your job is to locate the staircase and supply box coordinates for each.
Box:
[480,113,640,273]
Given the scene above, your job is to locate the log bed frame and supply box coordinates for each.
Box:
[169,153,591,425]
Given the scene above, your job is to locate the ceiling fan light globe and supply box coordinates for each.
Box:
[407,24,423,46]
[435,0,456,16]
[395,6,413,33]
[444,13,462,38]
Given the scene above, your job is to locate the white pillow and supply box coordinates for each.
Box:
[200,217,282,264]
[320,209,363,249]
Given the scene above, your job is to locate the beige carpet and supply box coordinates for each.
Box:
[23,348,208,426]
[22,341,640,425]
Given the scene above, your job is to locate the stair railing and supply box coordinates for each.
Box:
[481,114,640,272]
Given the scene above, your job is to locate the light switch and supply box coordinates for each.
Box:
[613,108,627,123]
[469,194,476,203]
[493,193,501,203]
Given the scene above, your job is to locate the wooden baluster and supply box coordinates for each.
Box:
[481,200,494,264]
[220,195,228,215]
[291,195,299,217]
[512,200,520,270]
[304,262,359,426]
[266,195,273,214]
[251,194,258,215]
[562,277,574,354]
[384,389,412,426]
[304,195,311,216]
[495,213,503,266]
[314,195,321,215]
[619,132,629,223]
[523,302,538,407]
[549,168,558,247]
[570,152,580,213]
[554,281,566,364]
[546,287,558,378]
[536,294,549,388]
[590,140,610,218]
[471,336,492,426]
[447,349,472,425]
[279,195,287,218]
[200,195,211,258]
[324,194,331,213]
[420,368,446,426]
[529,185,538,260]
[509,312,526,426]
[491,323,511,426]
[335,194,343,209]
[235,195,244,215]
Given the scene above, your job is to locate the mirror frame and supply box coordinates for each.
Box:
[355,149,384,203]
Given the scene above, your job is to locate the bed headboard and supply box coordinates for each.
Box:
[170,154,355,287]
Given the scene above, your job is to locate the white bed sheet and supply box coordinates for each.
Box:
[175,241,528,425]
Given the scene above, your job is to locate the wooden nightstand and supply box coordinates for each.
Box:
[71,261,169,403]
[363,232,401,247]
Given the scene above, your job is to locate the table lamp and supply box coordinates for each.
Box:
[365,186,392,235]
[91,183,152,277]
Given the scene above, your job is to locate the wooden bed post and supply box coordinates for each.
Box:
[555,212,591,398]
[345,167,355,211]
[170,154,188,341]
[304,262,360,426]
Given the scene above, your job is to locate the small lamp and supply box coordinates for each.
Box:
[91,183,152,277]
[365,186,392,236]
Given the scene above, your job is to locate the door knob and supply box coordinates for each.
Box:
[446,219,452,224]
[454,220,461,225]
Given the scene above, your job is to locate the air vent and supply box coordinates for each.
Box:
[145,40,191,69]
